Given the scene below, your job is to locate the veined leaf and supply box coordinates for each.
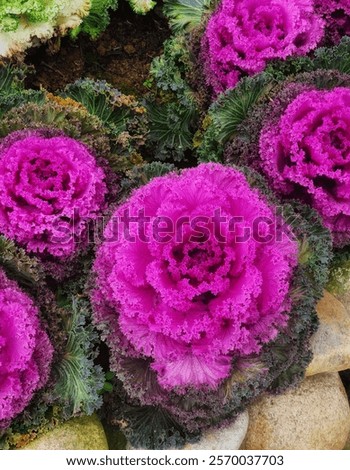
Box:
[64,79,129,135]
[212,75,272,144]
[147,101,198,160]
[53,297,104,416]
[163,0,216,33]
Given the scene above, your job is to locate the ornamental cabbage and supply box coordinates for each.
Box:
[0,129,108,259]
[0,71,151,276]
[202,0,325,94]
[259,86,350,248]
[0,233,105,448]
[0,269,53,429]
[219,67,350,248]
[93,163,298,389]
[0,0,90,57]
[92,162,331,448]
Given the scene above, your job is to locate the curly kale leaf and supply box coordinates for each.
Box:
[150,36,194,105]
[0,65,18,92]
[148,36,201,160]
[103,381,193,450]
[71,0,118,40]
[0,235,44,287]
[263,36,350,80]
[53,296,104,417]
[313,37,350,75]
[62,78,148,165]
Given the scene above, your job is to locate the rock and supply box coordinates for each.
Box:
[335,291,350,324]
[242,373,350,450]
[22,415,109,450]
[124,45,136,55]
[306,291,350,376]
[183,412,249,450]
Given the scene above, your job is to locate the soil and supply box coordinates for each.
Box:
[25,3,171,97]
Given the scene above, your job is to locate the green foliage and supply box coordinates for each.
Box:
[121,404,188,450]
[147,101,198,161]
[313,37,350,75]
[102,372,115,393]
[291,204,332,297]
[0,100,111,160]
[150,36,194,106]
[0,1,58,33]
[0,66,17,92]
[63,79,129,136]
[199,39,350,163]
[264,38,350,81]
[0,66,44,118]
[71,0,118,39]
[148,36,201,160]
[198,75,272,162]
[104,380,192,450]
[0,235,44,287]
[163,0,215,33]
[0,88,44,119]
[53,295,104,417]
[129,0,156,15]
[263,56,314,82]
[63,79,149,168]
[0,1,92,56]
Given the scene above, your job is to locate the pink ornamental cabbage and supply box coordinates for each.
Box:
[259,87,350,247]
[92,163,298,390]
[203,0,325,94]
[0,269,53,428]
[0,130,108,259]
[315,0,350,45]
